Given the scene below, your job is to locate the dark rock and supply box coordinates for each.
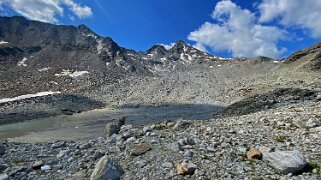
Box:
[0,145,5,156]
[0,164,8,172]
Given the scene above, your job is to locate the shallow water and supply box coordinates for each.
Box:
[0,103,222,142]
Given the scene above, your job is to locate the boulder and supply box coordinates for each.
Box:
[247,147,262,160]
[176,162,197,175]
[41,165,51,171]
[0,173,9,180]
[262,150,308,174]
[90,156,124,180]
[105,117,126,138]
[130,144,152,156]
[306,118,321,128]
[31,161,43,169]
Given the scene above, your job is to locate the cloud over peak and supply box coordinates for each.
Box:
[188,0,287,58]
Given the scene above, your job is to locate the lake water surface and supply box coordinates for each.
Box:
[0,104,222,142]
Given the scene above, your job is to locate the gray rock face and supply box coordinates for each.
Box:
[262,150,308,174]
[90,156,124,180]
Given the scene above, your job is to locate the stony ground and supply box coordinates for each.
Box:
[1,96,321,179]
[1,60,321,179]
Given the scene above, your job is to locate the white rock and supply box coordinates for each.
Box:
[262,150,308,174]
[306,119,321,128]
[41,165,51,171]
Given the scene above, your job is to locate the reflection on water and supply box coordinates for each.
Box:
[0,103,223,141]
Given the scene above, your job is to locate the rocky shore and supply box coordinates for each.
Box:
[1,97,321,179]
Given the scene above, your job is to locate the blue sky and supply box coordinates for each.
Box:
[1,0,321,59]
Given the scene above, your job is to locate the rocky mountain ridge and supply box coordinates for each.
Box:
[0,16,229,99]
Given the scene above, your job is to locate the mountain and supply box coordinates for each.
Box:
[0,16,225,98]
[284,42,321,70]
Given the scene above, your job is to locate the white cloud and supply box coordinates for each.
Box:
[62,0,92,19]
[188,0,287,58]
[258,0,321,38]
[193,43,208,52]
[0,0,92,23]
[159,43,175,50]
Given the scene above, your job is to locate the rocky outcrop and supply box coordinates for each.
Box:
[284,41,321,70]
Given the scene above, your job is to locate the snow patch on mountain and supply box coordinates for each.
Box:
[96,39,103,54]
[38,67,51,72]
[0,91,61,104]
[0,41,8,45]
[17,57,28,67]
[82,33,98,39]
[55,70,89,78]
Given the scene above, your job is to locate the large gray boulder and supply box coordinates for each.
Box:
[0,173,9,180]
[90,156,124,180]
[262,150,308,174]
[105,117,126,138]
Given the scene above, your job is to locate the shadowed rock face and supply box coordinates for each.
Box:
[215,88,317,117]
[0,94,105,125]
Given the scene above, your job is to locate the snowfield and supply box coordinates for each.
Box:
[0,91,61,104]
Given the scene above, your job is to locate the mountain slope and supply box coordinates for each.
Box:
[284,42,321,70]
[0,16,224,98]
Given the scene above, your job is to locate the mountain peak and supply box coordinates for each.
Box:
[77,24,94,34]
[170,40,191,54]
[146,45,168,57]
[147,45,167,52]
[174,40,188,46]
